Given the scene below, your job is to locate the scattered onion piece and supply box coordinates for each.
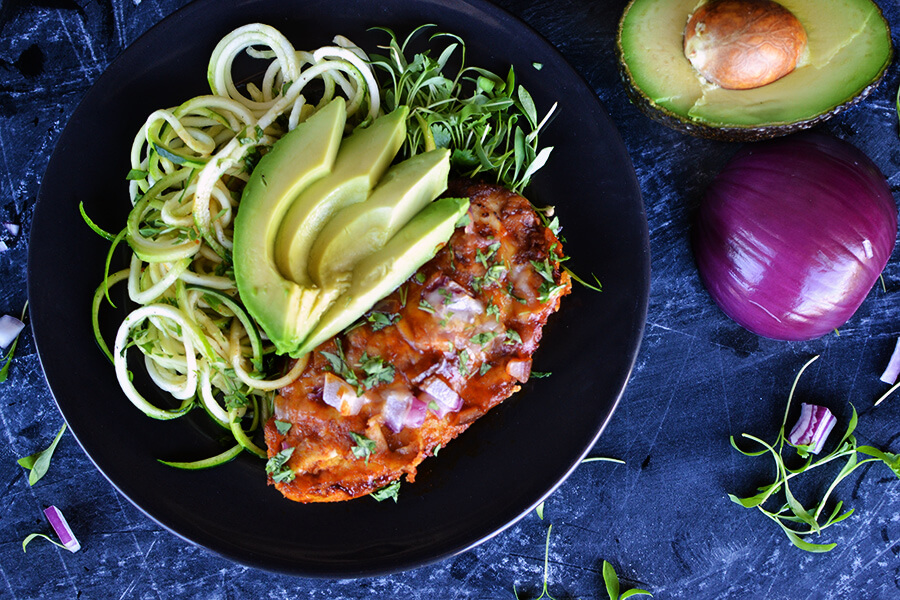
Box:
[322,373,366,416]
[506,358,532,383]
[0,314,25,349]
[788,403,837,454]
[879,337,900,384]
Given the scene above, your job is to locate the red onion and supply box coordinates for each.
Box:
[0,314,25,349]
[382,390,414,433]
[322,373,366,416]
[43,506,80,553]
[404,398,427,428]
[880,337,900,384]
[506,358,532,383]
[694,134,896,341]
[788,403,837,454]
[422,376,462,412]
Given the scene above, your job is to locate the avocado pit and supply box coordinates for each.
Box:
[684,0,807,90]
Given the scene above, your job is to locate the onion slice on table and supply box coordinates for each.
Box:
[788,403,837,454]
[0,314,25,349]
[44,505,81,553]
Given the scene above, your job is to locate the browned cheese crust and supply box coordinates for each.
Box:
[264,180,571,502]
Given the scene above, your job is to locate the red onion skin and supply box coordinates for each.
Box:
[694,134,897,341]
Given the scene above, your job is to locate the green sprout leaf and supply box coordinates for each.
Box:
[603,560,653,600]
[728,355,900,552]
[18,423,67,486]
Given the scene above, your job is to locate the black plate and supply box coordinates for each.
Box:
[28,0,648,577]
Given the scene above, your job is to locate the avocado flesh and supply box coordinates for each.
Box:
[295,196,470,357]
[233,98,346,356]
[618,0,892,134]
[273,106,409,288]
[308,148,451,288]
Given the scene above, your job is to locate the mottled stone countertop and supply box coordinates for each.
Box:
[1,0,899,598]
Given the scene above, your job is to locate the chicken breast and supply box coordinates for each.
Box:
[264,180,571,502]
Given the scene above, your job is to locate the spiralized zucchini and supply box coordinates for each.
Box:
[93,23,381,466]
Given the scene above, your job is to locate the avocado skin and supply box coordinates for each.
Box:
[615,0,893,142]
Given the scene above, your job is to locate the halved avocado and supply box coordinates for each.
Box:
[616,0,892,140]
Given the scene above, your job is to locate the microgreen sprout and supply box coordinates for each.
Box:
[602,561,653,600]
[370,25,556,194]
[17,423,67,486]
[729,355,900,552]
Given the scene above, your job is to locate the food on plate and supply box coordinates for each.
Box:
[617,0,892,140]
[91,21,567,492]
[693,133,896,341]
[266,180,571,502]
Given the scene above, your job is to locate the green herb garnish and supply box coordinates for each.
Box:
[367,311,399,331]
[265,447,295,483]
[274,420,292,435]
[603,560,653,599]
[17,423,67,486]
[371,25,556,194]
[349,432,377,464]
[729,355,900,552]
[371,479,401,503]
[471,331,497,347]
[358,353,396,389]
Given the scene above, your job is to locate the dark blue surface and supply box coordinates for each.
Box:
[1,0,899,598]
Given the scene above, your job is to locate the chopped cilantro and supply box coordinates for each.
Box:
[505,329,522,345]
[479,362,491,376]
[531,371,552,379]
[266,447,295,483]
[471,331,497,347]
[370,480,401,503]
[418,299,436,314]
[349,432,377,464]
[415,272,426,284]
[274,420,292,435]
[367,312,399,331]
[458,349,470,376]
[358,354,396,389]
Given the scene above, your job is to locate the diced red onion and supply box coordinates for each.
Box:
[4,223,19,236]
[0,240,7,253]
[43,506,80,553]
[0,314,25,349]
[880,337,900,384]
[423,280,484,325]
[788,403,837,454]
[322,373,366,416]
[506,358,532,383]
[422,376,462,412]
[404,398,427,428]
[382,389,414,433]
[420,391,451,418]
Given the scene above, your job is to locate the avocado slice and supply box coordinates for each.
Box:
[308,148,451,288]
[616,0,892,140]
[273,106,409,287]
[233,98,346,356]
[295,196,470,356]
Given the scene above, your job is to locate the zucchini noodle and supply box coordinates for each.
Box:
[93,24,380,466]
